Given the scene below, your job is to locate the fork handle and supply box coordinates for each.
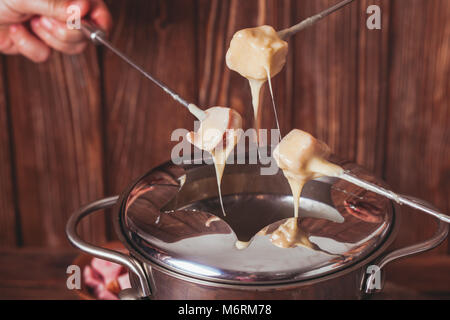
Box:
[277,0,356,40]
[80,21,106,44]
[341,172,450,223]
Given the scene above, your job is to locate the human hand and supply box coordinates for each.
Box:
[0,0,112,62]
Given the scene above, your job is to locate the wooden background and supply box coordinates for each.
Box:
[0,0,448,261]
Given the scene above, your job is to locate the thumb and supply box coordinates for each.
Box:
[13,0,91,21]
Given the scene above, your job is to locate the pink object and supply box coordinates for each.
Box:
[117,273,131,290]
[95,284,119,300]
[9,24,19,33]
[83,257,130,300]
[91,258,124,285]
[83,265,103,288]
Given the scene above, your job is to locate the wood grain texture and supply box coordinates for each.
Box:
[259,0,295,136]
[292,0,358,161]
[385,254,450,293]
[356,0,391,176]
[1,248,448,300]
[0,0,447,260]
[0,247,79,300]
[103,0,198,198]
[5,48,106,247]
[0,59,17,247]
[196,0,294,135]
[197,0,259,131]
[384,0,449,252]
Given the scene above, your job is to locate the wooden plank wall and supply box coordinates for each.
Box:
[4,46,106,247]
[0,58,17,246]
[0,0,448,255]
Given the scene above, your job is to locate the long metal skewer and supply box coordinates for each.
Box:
[80,22,206,120]
[275,0,450,223]
[278,0,357,40]
[81,19,449,224]
[81,0,356,117]
[340,172,450,223]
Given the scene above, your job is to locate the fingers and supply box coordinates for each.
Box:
[0,27,18,54]
[7,0,91,21]
[33,1,113,43]
[90,0,113,32]
[40,16,85,43]
[9,24,50,62]
[31,17,86,55]
[4,0,113,60]
[7,0,111,30]
[28,0,113,56]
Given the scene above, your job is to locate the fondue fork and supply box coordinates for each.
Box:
[340,172,450,223]
[81,13,449,223]
[81,22,207,121]
[278,0,357,40]
[276,0,450,224]
[82,0,356,118]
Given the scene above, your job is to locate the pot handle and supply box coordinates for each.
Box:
[363,197,449,294]
[66,196,152,299]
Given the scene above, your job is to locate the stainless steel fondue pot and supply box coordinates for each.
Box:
[66,153,448,300]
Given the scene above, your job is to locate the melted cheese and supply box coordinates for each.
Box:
[248,79,265,124]
[235,241,250,250]
[226,26,288,138]
[226,25,288,81]
[274,129,344,218]
[187,107,243,215]
[256,218,316,249]
[270,218,315,249]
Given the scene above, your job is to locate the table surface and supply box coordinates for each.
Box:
[0,248,449,300]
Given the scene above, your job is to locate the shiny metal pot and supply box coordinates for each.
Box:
[66,154,448,300]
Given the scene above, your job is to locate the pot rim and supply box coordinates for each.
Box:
[113,161,401,289]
